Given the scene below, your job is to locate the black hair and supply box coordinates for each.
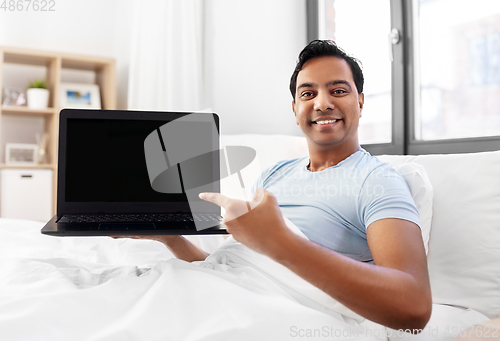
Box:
[289,40,364,100]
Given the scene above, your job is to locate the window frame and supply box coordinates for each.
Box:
[307,0,500,155]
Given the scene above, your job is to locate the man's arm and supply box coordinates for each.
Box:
[273,218,432,331]
[200,189,432,331]
[162,235,210,262]
[115,235,209,262]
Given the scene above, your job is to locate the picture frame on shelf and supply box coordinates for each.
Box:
[5,143,39,165]
[59,83,101,109]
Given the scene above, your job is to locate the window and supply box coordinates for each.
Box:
[414,0,500,141]
[322,0,392,145]
[308,0,500,154]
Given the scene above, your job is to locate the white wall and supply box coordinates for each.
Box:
[204,0,307,135]
[0,0,306,137]
[0,0,133,110]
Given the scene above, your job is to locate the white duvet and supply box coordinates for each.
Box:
[0,218,391,341]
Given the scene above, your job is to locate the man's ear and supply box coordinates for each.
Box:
[292,101,299,125]
[358,93,364,117]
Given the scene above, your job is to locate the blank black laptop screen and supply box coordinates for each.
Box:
[64,117,219,204]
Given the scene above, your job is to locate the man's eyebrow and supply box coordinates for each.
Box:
[297,82,317,91]
[326,80,352,90]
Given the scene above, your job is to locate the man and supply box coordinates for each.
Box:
[146,40,432,331]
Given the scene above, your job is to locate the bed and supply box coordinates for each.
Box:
[0,134,499,341]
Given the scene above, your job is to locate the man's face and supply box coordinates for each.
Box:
[292,56,364,150]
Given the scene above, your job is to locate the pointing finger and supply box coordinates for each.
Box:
[199,192,230,208]
[199,192,252,222]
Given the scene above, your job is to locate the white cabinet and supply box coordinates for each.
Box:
[0,169,53,222]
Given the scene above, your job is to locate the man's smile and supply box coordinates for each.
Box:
[311,117,343,127]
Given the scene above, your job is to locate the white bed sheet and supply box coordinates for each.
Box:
[0,218,387,341]
[0,218,488,341]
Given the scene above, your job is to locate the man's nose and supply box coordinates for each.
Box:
[313,91,334,112]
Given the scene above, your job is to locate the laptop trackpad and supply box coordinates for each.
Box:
[98,223,156,231]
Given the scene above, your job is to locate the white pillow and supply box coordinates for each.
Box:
[378,150,500,320]
[221,134,308,171]
[220,134,308,200]
[393,162,434,255]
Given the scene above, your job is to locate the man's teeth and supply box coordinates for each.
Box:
[315,119,338,125]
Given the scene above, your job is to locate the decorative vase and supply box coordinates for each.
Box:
[27,88,49,109]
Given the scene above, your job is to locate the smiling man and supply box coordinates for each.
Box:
[144,40,432,332]
[199,40,432,332]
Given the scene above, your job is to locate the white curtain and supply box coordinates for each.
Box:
[128,0,204,112]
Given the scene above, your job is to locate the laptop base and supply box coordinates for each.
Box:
[41,216,229,237]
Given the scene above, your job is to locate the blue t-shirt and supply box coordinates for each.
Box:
[251,149,420,263]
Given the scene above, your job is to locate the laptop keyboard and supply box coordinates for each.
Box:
[58,213,222,224]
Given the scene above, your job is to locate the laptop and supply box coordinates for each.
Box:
[41,109,228,236]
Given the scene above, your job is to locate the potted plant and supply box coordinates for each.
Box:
[27,79,49,109]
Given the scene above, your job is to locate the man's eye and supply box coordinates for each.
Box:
[332,89,347,95]
[301,91,313,98]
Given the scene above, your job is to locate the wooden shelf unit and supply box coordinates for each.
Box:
[0,46,116,215]
[1,105,55,115]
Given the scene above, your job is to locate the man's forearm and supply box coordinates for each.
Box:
[270,232,430,331]
[163,235,209,262]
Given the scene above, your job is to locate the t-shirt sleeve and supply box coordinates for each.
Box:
[357,164,421,230]
[250,172,265,196]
